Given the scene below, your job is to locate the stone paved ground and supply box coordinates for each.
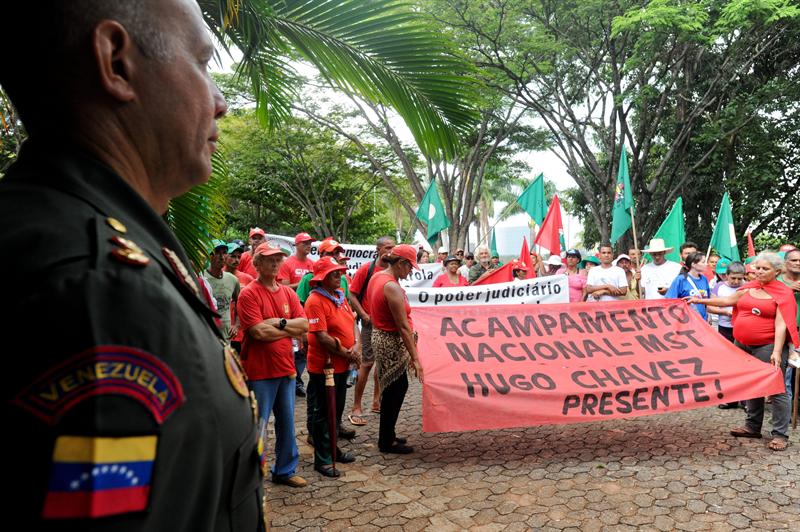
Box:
[265,378,799,531]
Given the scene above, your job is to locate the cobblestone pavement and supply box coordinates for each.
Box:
[266,378,799,531]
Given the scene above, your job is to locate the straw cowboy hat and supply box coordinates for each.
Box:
[642,238,674,254]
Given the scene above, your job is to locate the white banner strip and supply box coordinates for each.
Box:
[406,275,569,307]
[400,263,444,288]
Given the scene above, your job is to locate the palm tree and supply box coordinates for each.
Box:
[170,0,479,266]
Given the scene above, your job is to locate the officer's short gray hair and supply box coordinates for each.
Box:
[62,0,174,61]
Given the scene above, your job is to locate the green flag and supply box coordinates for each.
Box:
[709,192,740,261]
[415,181,450,246]
[518,173,547,225]
[610,148,634,244]
[649,197,685,262]
[490,228,498,258]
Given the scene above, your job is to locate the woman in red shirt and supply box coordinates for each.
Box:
[690,252,799,451]
[304,257,360,477]
[432,255,469,287]
[366,244,423,453]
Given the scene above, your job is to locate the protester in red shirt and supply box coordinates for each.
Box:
[432,255,469,287]
[366,244,423,454]
[238,243,309,487]
[689,252,798,451]
[238,227,266,278]
[347,236,395,426]
[305,257,361,477]
[279,232,316,289]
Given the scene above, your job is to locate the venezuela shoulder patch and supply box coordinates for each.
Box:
[13,345,185,425]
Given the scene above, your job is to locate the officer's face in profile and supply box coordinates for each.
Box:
[135,0,227,195]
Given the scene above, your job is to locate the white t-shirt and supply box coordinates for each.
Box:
[716,283,737,328]
[586,265,628,301]
[641,261,682,300]
[458,264,470,279]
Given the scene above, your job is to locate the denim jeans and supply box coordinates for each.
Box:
[734,341,791,440]
[249,376,299,478]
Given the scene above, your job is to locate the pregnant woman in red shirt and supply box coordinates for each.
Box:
[690,252,799,451]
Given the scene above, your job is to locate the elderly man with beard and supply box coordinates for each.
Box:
[468,244,494,284]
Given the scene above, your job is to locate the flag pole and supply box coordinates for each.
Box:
[629,207,640,269]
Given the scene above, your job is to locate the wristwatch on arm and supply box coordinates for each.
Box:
[278,318,287,330]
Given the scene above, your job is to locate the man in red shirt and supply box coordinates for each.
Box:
[347,236,395,426]
[280,232,316,289]
[280,232,316,396]
[238,227,266,278]
[238,243,309,488]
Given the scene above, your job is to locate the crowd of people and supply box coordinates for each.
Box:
[200,230,799,486]
[8,0,795,526]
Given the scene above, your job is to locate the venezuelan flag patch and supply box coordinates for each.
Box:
[43,435,157,519]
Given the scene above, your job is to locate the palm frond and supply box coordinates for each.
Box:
[200,0,479,159]
[166,148,230,270]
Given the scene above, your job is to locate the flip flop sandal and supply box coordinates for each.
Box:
[347,414,367,426]
[768,438,788,451]
[371,408,381,414]
[730,427,762,438]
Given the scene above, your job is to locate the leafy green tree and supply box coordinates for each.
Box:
[433,0,799,248]
[219,112,397,242]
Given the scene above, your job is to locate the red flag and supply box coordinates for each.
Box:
[519,237,531,268]
[747,232,755,257]
[533,195,564,257]
[472,262,514,285]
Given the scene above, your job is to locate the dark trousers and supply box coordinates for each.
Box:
[307,372,348,466]
[295,349,307,390]
[734,341,790,440]
[378,373,408,449]
[718,326,739,407]
[718,325,734,343]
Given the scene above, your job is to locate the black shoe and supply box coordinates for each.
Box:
[718,403,738,409]
[337,428,356,440]
[295,387,306,397]
[394,436,407,444]
[336,450,356,463]
[315,465,340,478]
[379,443,414,454]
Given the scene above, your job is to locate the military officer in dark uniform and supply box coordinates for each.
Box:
[1,0,264,529]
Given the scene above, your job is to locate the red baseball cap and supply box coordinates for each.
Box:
[319,238,345,255]
[295,232,314,244]
[510,258,528,271]
[389,244,419,269]
[249,227,266,238]
[310,256,348,284]
[253,242,288,258]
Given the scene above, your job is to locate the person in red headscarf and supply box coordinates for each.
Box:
[689,252,798,451]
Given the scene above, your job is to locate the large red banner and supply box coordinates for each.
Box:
[413,299,785,433]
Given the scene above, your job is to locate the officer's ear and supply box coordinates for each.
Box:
[92,20,137,103]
